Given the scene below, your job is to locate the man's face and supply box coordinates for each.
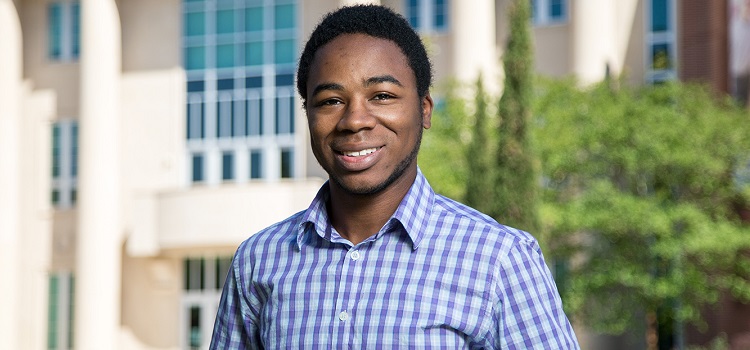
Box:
[305,33,432,196]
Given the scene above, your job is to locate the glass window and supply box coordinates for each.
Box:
[651,43,672,70]
[532,0,568,25]
[246,97,262,136]
[274,4,295,30]
[408,0,449,31]
[222,152,234,180]
[47,275,59,350]
[245,41,263,66]
[181,256,231,350]
[215,257,232,289]
[185,12,205,36]
[434,0,447,29]
[187,100,204,139]
[70,124,78,177]
[185,46,206,70]
[216,10,234,34]
[217,99,233,138]
[651,0,669,32]
[184,0,297,184]
[216,44,235,68]
[550,0,565,20]
[245,7,263,32]
[48,1,80,61]
[51,121,78,208]
[250,150,262,179]
[191,154,204,182]
[48,4,62,59]
[281,149,293,178]
[274,39,295,64]
[71,3,80,57]
[189,306,201,348]
[407,0,419,28]
[47,273,74,350]
[275,95,294,135]
[52,125,62,178]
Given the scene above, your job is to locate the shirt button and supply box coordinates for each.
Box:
[351,250,361,261]
[339,311,349,321]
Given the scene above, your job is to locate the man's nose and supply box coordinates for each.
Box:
[336,97,376,132]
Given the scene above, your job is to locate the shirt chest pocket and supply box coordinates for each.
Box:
[379,278,493,347]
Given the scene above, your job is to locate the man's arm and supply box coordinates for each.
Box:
[210,253,261,349]
[494,239,580,349]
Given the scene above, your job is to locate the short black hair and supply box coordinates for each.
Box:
[296,5,433,104]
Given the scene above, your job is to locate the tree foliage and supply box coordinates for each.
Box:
[420,81,471,202]
[465,75,496,213]
[494,0,540,232]
[534,78,750,334]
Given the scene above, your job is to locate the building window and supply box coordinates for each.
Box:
[181,256,232,350]
[406,0,449,32]
[646,0,676,83]
[48,272,74,350]
[250,150,263,179]
[280,148,293,179]
[52,121,78,208]
[531,0,568,25]
[48,1,80,61]
[183,0,298,185]
[221,152,234,181]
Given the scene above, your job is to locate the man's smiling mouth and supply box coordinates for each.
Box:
[338,147,382,157]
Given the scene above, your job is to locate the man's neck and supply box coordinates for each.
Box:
[328,168,417,245]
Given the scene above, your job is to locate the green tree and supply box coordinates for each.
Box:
[495,0,540,232]
[465,75,496,213]
[419,81,471,202]
[534,78,750,342]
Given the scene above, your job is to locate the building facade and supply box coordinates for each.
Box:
[0,0,745,349]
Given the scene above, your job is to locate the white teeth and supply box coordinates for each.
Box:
[343,148,378,157]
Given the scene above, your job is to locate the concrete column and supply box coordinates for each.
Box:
[571,0,616,84]
[453,0,498,93]
[75,0,123,348]
[0,1,23,349]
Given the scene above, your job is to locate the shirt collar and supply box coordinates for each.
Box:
[297,167,435,250]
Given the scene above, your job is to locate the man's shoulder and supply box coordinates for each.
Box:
[236,210,307,255]
[430,194,539,248]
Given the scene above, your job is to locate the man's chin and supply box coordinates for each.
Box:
[331,176,389,196]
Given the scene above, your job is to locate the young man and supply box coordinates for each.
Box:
[211,5,580,349]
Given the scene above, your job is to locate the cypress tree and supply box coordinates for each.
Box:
[494,0,539,232]
[465,75,495,214]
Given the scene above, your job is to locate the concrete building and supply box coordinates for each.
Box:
[0,0,745,349]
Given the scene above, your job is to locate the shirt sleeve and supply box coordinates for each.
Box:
[494,239,580,349]
[210,250,262,350]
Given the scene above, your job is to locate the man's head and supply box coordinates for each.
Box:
[296,5,433,104]
[299,5,434,196]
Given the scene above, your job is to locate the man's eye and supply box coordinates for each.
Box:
[319,99,342,106]
[372,93,394,100]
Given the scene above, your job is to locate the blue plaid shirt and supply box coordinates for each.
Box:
[211,169,580,349]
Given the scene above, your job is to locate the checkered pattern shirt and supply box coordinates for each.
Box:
[210,169,580,349]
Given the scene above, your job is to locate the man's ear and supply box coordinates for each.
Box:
[421,93,433,129]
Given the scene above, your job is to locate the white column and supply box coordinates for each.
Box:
[571,0,616,84]
[453,0,498,93]
[75,0,123,348]
[0,1,23,349]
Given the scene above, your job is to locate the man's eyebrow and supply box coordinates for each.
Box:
[311,82,344,97]
[364,75,403,87]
